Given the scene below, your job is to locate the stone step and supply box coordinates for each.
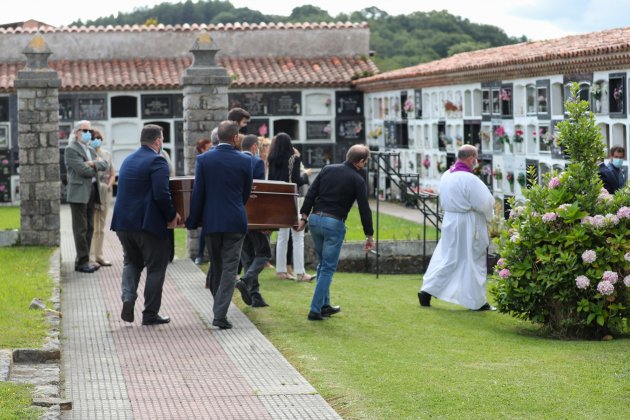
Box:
[0,349,12,381]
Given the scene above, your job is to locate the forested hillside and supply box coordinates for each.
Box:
[75,0,526,72]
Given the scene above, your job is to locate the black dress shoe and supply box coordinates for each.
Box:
[75,264,99,273]
[142,315,171,325]
[212,318,233,329]
[476,303,496,311]
[251,296,269,307]
[307,311,326,321]
[121,301,134,323]
[235,280,252,305]
[418,291,432,307]
[321,305,341,316]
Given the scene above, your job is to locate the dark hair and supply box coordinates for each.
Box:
[195,138,212,154]
[227,107,250,123]
[610,146,626,157]
[91,128,104,141]
[217,120,239,143]
[241,134,259,152]
[345,144,370,164]
[268,133,294,168]
[140,124,163,145]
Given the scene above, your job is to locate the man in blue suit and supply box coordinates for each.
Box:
[239,135,271,307]
[186,120,254,330]
[111,124,181,326]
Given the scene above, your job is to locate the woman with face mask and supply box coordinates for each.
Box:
[90,128,116,267]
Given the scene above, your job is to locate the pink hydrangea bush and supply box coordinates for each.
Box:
[492,84,630,339]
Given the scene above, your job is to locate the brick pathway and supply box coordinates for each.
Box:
[59,205,340,419]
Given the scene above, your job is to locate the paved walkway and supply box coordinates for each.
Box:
[59,204,340,419]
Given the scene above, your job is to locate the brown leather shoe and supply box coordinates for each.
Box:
[96,259,112,267]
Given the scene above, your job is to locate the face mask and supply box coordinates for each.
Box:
[612,158,624,168]
[90,139,101,149]
[81,131,92,143]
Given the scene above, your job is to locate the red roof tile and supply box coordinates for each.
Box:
[0,55,378,92]
[0,21,368,34]
[354,26,630,91]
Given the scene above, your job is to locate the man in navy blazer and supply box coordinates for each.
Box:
[186,120,254,330]
[239,135,271,308]
[111,124,180,326]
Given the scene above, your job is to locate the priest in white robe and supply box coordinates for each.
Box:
[418,145,495,311]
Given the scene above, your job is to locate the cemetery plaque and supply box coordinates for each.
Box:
[59,97,74,121]
[229,92,268,116]
[0,125,7,149]
[299,143,334,168]
[269,92,301,115]
[337,118,365,142]
[306,121,332,140]
[142,95,172,118]
[172,94,184,118]
[77,97,107,120]
[0,97,9,121]
[243,119,269,137]
[335,91,363,116]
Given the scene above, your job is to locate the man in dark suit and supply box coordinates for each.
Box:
[111,124,180,326]
[186,120,254,330]
[64,120,109,273]
[239,135,271,307]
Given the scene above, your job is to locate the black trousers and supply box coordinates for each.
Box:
[116,231,170,320]
[70,184,97,268]
[240,230,271,297]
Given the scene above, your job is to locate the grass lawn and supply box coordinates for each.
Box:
[236,270,630,419]
[0,246,55,348]
[0,383,40,420]
[0,206,19,230]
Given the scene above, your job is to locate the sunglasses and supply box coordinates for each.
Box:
[81,129,93,133]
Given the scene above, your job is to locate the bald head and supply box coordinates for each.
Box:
[457,144,478,160]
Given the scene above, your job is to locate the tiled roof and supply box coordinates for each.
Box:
[354,26,630,91]
[0,21,368,34]
[0,55,378,92]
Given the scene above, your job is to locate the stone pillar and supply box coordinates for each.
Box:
[14,34,61,246]
[181,31,230,258]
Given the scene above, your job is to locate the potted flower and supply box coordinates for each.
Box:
[495,126,510,150]
[613,85,623,110]
[493,167,503,182]
[513,129,524,153]
[506,171,514,191]
[403,98,414,114]
[517,172,526,188]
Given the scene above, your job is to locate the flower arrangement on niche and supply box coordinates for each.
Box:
[437,160,447,173]
[506,171,515,185]
[368,126,382,139]
[517,172,526,187]
[322,124,332,135]
[493,166,503,181]
[513,129,524,143]
[443,100,461,112]
[480,129,492,143]
[495,125,510,144]
[403,98,414,113]
[500,88,512,102]
[422,155,431,170]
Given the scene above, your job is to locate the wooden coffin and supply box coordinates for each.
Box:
[247,180,298,229]
[169,177,298,229]
[169,176,194,226]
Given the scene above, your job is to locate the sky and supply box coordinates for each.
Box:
[4,0,630,41]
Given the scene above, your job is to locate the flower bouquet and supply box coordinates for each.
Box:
[513,129,524,143]
[495,125,510,144]
[403,98,414,113]
[517,172,526,187]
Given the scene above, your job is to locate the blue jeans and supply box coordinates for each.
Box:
[308,214,346,313]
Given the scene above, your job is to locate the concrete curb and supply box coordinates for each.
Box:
[0,349,11,381]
